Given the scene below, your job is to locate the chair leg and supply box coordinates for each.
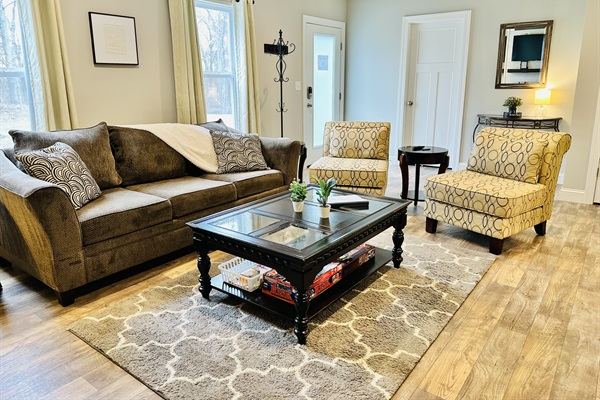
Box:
[426,217,438,233]
[55,290,75,306]
[534,221,547,236]
[489,238,504,255]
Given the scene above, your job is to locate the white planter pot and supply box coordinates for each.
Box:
[319,205,331,218]
[292,200,304,212]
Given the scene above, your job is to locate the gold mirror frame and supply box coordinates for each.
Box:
[495,20,553,89]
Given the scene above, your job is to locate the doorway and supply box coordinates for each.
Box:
[302,15,345,166]
[397,11,471,171]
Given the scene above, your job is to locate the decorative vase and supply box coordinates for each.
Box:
[508,107,517,116]
[292,200,304,212]
[319,205,331,218]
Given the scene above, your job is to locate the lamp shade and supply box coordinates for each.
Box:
[535,89,551,105]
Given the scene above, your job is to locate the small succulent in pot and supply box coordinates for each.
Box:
[502,96,523,114]
[313,176,337,207]
[289,179,307,202]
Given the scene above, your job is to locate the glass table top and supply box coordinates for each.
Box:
[205,187,401,252]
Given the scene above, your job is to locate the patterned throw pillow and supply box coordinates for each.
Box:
[467,132,548,184]
[328,122,390,160]
[210,130,269,174]
[16,142,102,209]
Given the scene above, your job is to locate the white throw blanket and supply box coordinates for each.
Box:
[121,123,219,173]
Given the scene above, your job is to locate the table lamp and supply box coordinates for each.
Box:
[535,89,551,117]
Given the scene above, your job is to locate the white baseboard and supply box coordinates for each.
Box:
[458,162,467,171]
[557,187,588,203]
[558,173,564,185]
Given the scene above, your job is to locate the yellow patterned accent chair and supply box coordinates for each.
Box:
[424,127,571,255]
[309,121,391,195]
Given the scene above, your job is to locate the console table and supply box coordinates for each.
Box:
[473,114,562,141]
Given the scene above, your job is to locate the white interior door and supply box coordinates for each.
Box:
[303,16,345,166]
[399,12,471,171]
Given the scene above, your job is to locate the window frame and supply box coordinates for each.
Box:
[195,0,239,129]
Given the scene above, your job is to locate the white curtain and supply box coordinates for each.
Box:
[168,0,207,124]
[18,0,78,130]
[233,0,261,134]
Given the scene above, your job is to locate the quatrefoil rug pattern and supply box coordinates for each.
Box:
[69,231,495,399]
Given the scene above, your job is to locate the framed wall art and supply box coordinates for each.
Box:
[89,12,139,65]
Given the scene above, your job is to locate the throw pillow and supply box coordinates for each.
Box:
[9,122,122,190]
[328,122,390,160]
[15,142,102,209]
[199,119,244,135]
[467,131,548,184]
[108,125,187,186]
[210,130,269,174]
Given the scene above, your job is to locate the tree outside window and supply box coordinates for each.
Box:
[195,0,238,128]
[0,0,34,147]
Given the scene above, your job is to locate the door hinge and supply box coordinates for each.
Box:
[339,92,342,100]
[340,42,343,51]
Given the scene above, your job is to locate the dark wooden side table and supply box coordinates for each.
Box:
[398,146,449,206]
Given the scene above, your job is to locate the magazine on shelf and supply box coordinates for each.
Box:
[327,194,369,209]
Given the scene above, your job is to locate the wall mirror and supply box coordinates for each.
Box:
[495,20,553,89]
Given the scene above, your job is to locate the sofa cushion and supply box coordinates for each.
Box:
[9,121,122,189]
[77,187,172,245]
[202,170,284,198]
[328,122,389,160]
[16,142,101,210]
[467,131,548,184]
[309,156,388,194]
[108,125,187,186]
[127,176,237,218]
[425,169,546,219]
[210,130,269,174]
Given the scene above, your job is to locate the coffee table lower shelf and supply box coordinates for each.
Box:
[210,247,393,321]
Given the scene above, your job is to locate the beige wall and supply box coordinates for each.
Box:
[60,0,177,127]
[252,0,347,138]
[345,0,597,197]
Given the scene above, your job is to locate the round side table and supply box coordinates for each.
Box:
[398,146,449,206]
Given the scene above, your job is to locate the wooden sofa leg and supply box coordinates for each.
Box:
[55,290,75,306]
[534,221,547,236]
[489,238,504,255]
[425,217,438,233]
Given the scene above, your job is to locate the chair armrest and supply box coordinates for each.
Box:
[0,150,86,292]
[260,137,302,186]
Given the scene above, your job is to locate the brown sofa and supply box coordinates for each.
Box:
[0,121,301,305]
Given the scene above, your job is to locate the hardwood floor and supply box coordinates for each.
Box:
[1,162,598,400]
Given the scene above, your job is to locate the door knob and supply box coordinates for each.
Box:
[407,101,414,106]
[307,103,313,108]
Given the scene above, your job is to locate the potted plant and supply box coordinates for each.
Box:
[503,96,523,117]
[313,176,337,218]
[289,179,307,212]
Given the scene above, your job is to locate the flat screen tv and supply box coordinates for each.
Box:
[511,34,544,61]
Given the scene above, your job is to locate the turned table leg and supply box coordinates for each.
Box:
[293,289,311,344]
[196,246,212,299]
[392,213,408,268]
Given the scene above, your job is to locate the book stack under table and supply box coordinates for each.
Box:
[261,243,376,303]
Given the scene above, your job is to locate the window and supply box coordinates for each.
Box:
[195,0,239,129]
[0,0,35,147]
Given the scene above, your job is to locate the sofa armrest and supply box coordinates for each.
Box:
[0,150,86,293]
[260,137,302,186]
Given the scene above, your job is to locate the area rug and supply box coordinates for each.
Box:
[69,230,495,399]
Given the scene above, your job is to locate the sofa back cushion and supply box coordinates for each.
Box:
[108,125,187,186]
[9,122,122,189]
[325,122,390,160]
[467,130,547,184]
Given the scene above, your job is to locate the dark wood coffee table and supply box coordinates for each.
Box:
[187,187,410,344]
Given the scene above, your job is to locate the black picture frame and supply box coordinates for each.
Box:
[89,12,139,65]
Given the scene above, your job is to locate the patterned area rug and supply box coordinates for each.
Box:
[69,230,495,399]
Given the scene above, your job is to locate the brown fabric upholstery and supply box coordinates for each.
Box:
[77,188,172,246]
[9,122,122,189]
[108,125,187,185]
[127,176,237,218]
[202,170,284,198]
